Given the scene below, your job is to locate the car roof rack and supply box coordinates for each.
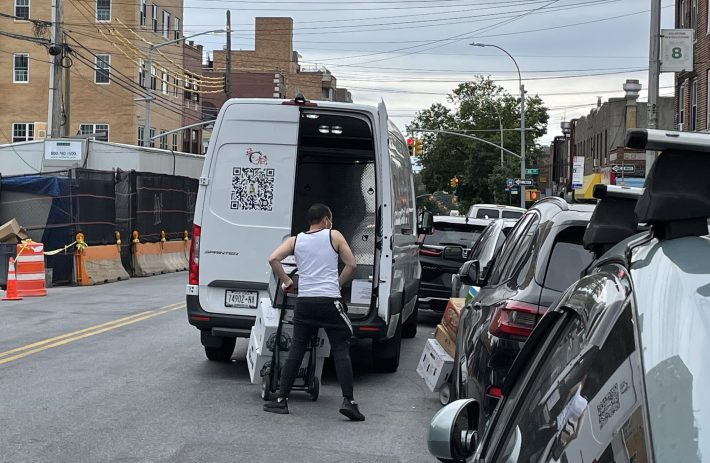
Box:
[583,184,643,258]
[625,129,710,240]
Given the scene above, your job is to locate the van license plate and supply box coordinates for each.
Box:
[224,290,258,308]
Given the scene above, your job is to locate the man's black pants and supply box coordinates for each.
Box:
[278,297,355,400]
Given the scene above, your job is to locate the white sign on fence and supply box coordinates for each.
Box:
[661,29,694,72]
[44,140,83,161]
[572,156,584,189]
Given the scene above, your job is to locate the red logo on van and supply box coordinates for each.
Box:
[246,148,268,165]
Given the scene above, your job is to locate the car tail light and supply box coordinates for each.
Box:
[418,247,442,257]
[188,224,201,285]
[488,300,540,340]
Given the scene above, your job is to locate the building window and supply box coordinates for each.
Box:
[192,77,200,103]
[96,0,111,21]
[172,133,178,151]
[140,0,146,26]
[159,130,167,149]
[149,128,156,148]
[151,66,157,90]
[679,83,686,130]
[95,54,110,84]
[15,0,30,19]
[692,0,698,31]
[138,59,145,87]
[162,11,170,39]
[13,53,29,83]
[151,4,158,32]
[161,70,168,94]
[173,77,179,97]
[12,123,34,143]
[138,126,145,146]
[184,74,192,101]
[191,129,199,154]
[691,78,698,131]
[174,17,181,40]
[79,123,109,140]
[680,0,688,27]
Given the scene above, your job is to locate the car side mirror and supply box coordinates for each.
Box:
[419,210,434,235]
[443,246,464,261]
[428,399,480,461]
[458,260,480,286]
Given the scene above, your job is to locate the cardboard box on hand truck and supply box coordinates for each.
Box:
[435,324,457,358]
[416,338,454,392]
[441,298,465,336]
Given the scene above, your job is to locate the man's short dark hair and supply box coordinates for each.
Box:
[308,203,332,225]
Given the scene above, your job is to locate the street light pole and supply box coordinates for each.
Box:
[142,29,225,147]
[471,42,525,208]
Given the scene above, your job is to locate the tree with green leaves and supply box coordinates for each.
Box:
[410,76,549,212]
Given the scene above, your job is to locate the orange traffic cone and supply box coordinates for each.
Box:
[3,257,23,301]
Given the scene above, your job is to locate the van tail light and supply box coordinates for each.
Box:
[188,224,201,285]
[488,300,540,340]
[486,386,503,399]
[418,247,442,257]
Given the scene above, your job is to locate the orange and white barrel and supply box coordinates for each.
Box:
[15,242,47,297]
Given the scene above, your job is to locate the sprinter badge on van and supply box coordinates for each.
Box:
[225,289,259,309]
[245,147,268,165]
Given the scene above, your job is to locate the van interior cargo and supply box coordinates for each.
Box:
[291,111,377,319]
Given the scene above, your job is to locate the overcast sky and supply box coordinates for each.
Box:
[183,0,675,144]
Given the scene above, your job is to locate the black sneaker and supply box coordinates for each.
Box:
[263,398,289,414]
[339,398,365,421]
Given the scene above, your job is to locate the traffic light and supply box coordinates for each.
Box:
[407,137,414,156]
[414,138,423,156]
[526,189,540,203]
[449,177,459,190]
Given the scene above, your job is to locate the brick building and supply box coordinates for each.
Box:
[676,0,710,132]
[1,0,203,152]
[551,80,674,197]
[201,17,352,121]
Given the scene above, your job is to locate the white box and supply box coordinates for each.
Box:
[416,339,454,392]
[247,328,326,384]
[253,298,330,357]
[350,279,372,305]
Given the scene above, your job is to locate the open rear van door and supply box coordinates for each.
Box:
[199,103,299,316]
[376,101,394,327]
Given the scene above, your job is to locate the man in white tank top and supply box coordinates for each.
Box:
[264,204,364,421]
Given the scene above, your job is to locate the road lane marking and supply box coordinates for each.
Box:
[0,302,185,366]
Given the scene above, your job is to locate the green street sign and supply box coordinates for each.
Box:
[526,168,539,175]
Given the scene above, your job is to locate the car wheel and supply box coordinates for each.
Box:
[204,337,236,361]
[402,304,419,339]
[372,316,402,373]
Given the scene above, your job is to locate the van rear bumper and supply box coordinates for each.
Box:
[186,294,255,338]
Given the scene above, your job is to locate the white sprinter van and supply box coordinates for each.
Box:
[186,96,422,372]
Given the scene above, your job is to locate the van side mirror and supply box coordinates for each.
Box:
[419,211,434,235]
[458,260,480,286]
[428,399,480,461]
[443,246,464,261]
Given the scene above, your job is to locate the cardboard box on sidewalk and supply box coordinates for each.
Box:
[435,324,457,358]
[441,298,465,335]
[416,338,454,392]
[0,219,29,244]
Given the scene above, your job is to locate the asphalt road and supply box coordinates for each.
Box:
[0,273,443,463]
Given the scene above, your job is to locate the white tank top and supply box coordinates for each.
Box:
[294,229,341,298]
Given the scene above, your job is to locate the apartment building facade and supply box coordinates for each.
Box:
[675,0,709,132]
[1,0,203,152]
[201,17,352,120]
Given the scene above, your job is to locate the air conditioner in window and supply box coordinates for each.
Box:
[37,130,47,138]
[593,158,599,167]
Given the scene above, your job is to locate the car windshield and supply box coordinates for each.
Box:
[631,236,710,461]
[425,223,485,247]
[475,208,499,219]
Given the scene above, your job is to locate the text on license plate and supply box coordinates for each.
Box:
[224,290,258,308]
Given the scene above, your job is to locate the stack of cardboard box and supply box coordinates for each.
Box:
[247,298,330,384]
[416,298,465,392]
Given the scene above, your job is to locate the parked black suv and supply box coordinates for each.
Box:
[417,216,490,312]
[428,128,710,463]
[452,198,595,429]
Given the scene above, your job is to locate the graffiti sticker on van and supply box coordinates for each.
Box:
[231,167,275,211]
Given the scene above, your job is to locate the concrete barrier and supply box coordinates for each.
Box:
[75,244,130,286]
[132,240,189,277]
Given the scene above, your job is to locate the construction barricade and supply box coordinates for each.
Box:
[74,233,130,286]
[14,241,47,297]
[132,233,190,277]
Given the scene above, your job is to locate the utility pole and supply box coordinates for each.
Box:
[63,52,71,137]
[47,0,64,138]
[144,45,153,147]
[225,10,232,98]
[646,0,662,174]
[519,84,526,208]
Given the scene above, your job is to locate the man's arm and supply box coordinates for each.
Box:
[268,237,296,288]
[332,230,357,288]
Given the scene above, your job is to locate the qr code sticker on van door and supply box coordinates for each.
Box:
[596,383,621,429]
[231,167,275,211]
